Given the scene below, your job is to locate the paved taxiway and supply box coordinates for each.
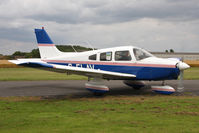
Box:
[0,80,198,97]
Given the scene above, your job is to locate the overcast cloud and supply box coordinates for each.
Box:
[0,0,199,54]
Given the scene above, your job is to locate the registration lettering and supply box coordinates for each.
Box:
[87,64,94,69]
[67,63,94,69]
[68,63,72,67]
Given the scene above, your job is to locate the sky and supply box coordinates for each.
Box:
[0,0,199,55]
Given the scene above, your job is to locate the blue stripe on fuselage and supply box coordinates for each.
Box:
[47,62,180,80]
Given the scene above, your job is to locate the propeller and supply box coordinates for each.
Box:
[177,69,184,92]
[176,58,190,92]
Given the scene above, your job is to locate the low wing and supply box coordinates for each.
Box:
[9,59,136,80]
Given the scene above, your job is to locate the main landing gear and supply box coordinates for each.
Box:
[85,78,109,96]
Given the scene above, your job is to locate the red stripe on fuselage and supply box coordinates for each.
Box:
[43,60,176,68]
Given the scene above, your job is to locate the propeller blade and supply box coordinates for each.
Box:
[177,70,184,92]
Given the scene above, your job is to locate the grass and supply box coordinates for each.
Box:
[0,67,198,81]
[184,67,199,80]
[0,68,87,81]
[0,96,199,133]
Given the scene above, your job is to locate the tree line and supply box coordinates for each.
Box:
[0,45,93,59]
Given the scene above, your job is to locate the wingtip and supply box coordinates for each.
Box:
[8,60,20,65]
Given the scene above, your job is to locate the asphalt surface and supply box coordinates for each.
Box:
[0,80,198,97]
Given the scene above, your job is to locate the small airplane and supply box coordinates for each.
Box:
[10,27,190,95]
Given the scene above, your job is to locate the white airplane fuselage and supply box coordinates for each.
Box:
[40,45,182,81]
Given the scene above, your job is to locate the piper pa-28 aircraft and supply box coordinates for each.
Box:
[10,27,190,95]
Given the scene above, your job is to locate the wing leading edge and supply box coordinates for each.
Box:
[9,59,136,80]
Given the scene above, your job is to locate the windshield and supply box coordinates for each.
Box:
[133,48,154,60]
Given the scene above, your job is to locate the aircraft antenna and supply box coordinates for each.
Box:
[70,44,77,52]
[85,41,94,51]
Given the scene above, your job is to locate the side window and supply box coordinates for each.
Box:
[115,51,131,61]
[100,52,112,61]
[89,54,97,60]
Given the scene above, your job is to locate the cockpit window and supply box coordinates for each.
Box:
[100,52,112,61]
[115,51,131,61]
[133,48,153,61]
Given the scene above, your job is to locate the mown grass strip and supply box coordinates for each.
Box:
[0,68,87,81]
[184,67,199,80]
[0,96,199,133]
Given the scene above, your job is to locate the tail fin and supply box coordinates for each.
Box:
[35,27,62,59]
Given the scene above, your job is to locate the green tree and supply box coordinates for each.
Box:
[12,51,26,56]
[30,49,40,58]
[169,49,174,53]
